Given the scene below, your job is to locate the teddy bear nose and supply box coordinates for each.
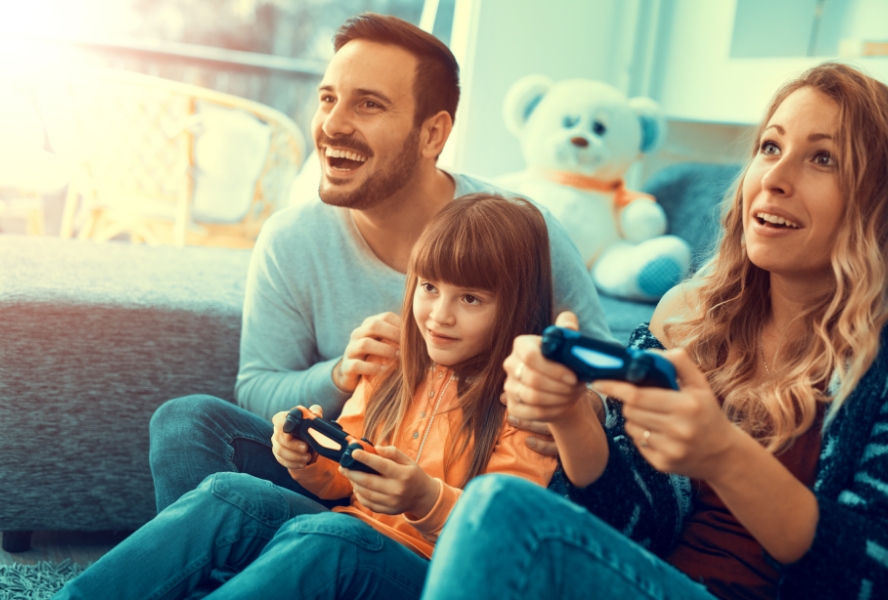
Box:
[571,137,589,148]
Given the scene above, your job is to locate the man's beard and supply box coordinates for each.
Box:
[318,127,421,210]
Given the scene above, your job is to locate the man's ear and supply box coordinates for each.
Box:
[420,110,453,160]
[503,75,552,137]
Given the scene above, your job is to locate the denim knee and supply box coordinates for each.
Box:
[275,513,385,554]
[150,395,231,439]
[182,472,291,528]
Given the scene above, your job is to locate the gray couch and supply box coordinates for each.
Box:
[0,162,740,552]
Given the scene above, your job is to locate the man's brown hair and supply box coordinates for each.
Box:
[334,13,460,127]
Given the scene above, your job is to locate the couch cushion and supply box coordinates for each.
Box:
[0,235,251,531]
[644,162,743,271]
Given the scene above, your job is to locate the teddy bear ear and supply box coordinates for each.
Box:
[628,97,668,154]
[503,75,553,137]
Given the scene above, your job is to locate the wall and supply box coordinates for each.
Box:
[441,0,634,179]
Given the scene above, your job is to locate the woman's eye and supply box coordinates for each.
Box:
[760,140,780,155]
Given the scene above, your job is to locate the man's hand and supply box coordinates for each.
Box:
[333,312,402,393]
[271,404,322,473]
[339,446,439,519]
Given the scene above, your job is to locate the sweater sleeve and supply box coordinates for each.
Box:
[777,361,888,597]
[235,220,352,421]
[543,209,616,345]
[561,324,692,555]
[406,421,559,543]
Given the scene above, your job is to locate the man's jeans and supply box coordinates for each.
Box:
[149,395,346,512]
[55,472,429,600]
[421,475,715,600]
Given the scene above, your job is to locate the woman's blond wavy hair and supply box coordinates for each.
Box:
[665,63,888,452]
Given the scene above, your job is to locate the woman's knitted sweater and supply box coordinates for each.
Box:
[563,324,888,599]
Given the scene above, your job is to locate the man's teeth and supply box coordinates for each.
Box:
[756,212,800,228]
[324,147,367,162]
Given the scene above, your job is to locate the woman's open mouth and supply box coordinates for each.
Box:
[755,211,801,229]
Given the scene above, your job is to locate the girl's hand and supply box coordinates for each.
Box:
[339,446,439,519]
[332,312,402,393]
[502,311,589,426]
[271,404,322,473]
[592,348,740,481]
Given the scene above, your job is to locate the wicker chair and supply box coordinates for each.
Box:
[43,69,305,248]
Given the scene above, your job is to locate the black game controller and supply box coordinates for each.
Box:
[283,406,379,474]
[540,326,678,390]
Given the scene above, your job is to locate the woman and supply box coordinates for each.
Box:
[420,63,888,599]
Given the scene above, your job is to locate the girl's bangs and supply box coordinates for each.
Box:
[411,218,502,292]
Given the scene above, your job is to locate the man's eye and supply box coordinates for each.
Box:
[363,100,381,109]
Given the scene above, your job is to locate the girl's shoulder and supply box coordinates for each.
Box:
[649,280,703,348]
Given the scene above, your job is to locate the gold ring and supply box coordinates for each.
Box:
[516,362,525,381]
[641,430,651,448]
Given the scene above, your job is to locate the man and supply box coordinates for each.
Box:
[149,13,613,512]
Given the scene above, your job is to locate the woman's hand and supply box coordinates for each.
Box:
[332,312,402,393]
[502,311,588,426]
[592,348,740,481]
[339,446,440,519]
[271,404,321,473]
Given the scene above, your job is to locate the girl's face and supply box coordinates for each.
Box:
[741,86,845,280]
[412,278,498,367]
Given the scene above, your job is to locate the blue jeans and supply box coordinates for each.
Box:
[55,472,429,600]
[420,475,715,600]
[149,395,346,512]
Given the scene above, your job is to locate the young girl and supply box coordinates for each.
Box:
[55,193,558,600]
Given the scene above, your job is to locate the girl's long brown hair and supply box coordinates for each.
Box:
[665,63,888,451]
[362,193,554,486]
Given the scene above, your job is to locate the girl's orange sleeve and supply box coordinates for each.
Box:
[405,421,558,543]
[289,378,371,500]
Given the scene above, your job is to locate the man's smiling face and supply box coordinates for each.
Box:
[311,39,423,210]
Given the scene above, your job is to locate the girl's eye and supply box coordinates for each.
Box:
[760,140,780,155]
[421,282,437,293]
[563,115,579,129]
[813,151,836,167]
[463,295,481,305]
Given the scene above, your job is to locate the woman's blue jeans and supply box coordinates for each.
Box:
[421,475,715,600]
[54,472,429,600]
[149,395,344,512]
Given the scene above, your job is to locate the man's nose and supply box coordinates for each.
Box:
[320,102,354,138]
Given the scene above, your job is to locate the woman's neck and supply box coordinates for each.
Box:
[766,272,833,337]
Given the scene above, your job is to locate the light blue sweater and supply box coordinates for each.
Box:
[236,171,614,420]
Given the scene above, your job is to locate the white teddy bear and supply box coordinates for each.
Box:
[497,75,691,301]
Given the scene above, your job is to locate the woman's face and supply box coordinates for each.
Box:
[742,86,845,280]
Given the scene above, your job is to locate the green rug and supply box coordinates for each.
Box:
[0,560,85,600]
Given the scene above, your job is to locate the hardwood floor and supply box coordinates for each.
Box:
[0,530,131,566]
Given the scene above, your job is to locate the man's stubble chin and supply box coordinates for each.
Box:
[318,128,421,210]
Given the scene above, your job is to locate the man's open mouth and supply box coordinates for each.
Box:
[325,147,368,171]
